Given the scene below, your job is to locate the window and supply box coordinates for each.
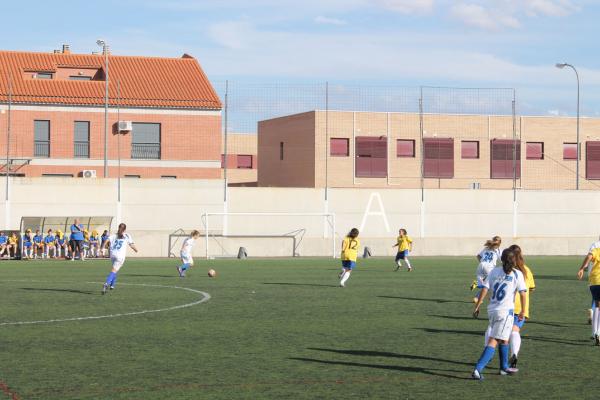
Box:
[34,120,50,157]
[563,142,578,160]
[461,141,479,159]
[490,139,521,179]
[124,175,141,178]
[526,142,544,160]
[355,137,387,178]
[280,142,284,161]
[330,138,349,156]
[131,123,160,159]
[161,175,177,179]
[397,139,415,157]
[423,138,454,178]
[586,142,600,179]
[35,72,52,79]
[69,76,92,81]
[237,155,253,169]
[74,121,90,158]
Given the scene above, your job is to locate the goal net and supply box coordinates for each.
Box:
[200,212,336,259]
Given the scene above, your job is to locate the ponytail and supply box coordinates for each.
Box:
[484,235,502,250]
[500,249,516,275]
[507,244,527,279]
[117,223,127,240]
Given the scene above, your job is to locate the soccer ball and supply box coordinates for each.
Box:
[208,269,216,278]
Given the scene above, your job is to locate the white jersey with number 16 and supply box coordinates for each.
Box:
[483,267,527,314]
[109,233,134,260]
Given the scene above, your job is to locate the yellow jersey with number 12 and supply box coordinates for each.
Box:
[341,237,360,261]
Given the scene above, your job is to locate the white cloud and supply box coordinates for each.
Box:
[314,15,348,25]
[524,0,579,17]
[370,0,434,14]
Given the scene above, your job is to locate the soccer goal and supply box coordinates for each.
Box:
[200,212,336,259]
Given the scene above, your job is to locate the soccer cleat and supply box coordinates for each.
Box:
[110,286,115,290]
[407,267,412,272]
[595,335,600,346]
[176,266,183,277]
[470,280,478,291]
[509,355,518,369]
[340,282,345,288]
[101,283,109,295]
[471,369,483,380]
[500,367,519,375]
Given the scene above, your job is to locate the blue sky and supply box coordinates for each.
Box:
[1,0,599,116]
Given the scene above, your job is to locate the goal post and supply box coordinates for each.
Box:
[200,212,336,259]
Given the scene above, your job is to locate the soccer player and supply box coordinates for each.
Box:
[585,237,600,325]
[102,223,138,294]
[506,244,535,369]
[100,230,110,258]
[392,228,413,272]
[22,229,33,259]
[89,230,100,258]
[56,230,68,258]
[471,249,527,380]
[471,236,502,303]
[33,229,44,259]
[176,230,200,277]
[8,233,18,259]
[339,228,360,287]
[577,245,600,345]
[44,229,56,259]
[0,232,7,258]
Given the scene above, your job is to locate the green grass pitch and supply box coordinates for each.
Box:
[0,256,596,399]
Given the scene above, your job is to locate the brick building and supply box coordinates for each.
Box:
[0,46,222,179]
[221,133,257,185]
[258,110,600,190]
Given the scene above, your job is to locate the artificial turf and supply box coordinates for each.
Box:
[0,256,597,399]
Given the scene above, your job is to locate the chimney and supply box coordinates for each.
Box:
[62,44,71,54]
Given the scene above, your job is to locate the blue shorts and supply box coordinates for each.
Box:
[513,314,526,329]
[395,250,409,261]
[342,260,356,270]
[590,285,600,302]
[24,242,32,248]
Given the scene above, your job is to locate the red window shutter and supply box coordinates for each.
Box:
[355,137,387,178]
[564,143,578,160]
[423,138,454,178]
[586,142,600,179]
[491,139,521,179]
[526,142,543,160]
[330,138,349,156]
[236,155,253,169]
[461,141,479,159]
[397,140,415,157]
[221,154,225,168]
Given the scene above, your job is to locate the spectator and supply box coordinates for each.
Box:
[70,219,85,261]
[7,233,18,259]
[0,232,7,258]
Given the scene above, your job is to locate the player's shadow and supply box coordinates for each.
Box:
[431,314,577,328]
[416,327,482,336]
[263,282,339,288]
[378,295,472,304]
[290,357,471,380]
[429,314,484,322]
[307,348,472,366]
[19,287,95,295]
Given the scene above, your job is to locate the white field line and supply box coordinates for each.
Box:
[0,280,211,326]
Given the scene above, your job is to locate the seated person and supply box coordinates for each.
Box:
[89,230,100,258]
[23,229,33,259]
[44,229,56,259]
[0,232,7,258]
[56,230,69,259]
[7,233,18,258]
[33,230,44,259]
[100,230,109,257]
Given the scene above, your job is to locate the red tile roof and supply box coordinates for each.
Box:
[0,50,222,109]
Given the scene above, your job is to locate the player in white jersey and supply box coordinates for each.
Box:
[471,248,527,380]
[101,223,138,294]
[471,236,502,302]
[176,230,200,277]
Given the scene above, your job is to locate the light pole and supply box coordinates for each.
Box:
[556,62,580,190]
[97,40,109,178]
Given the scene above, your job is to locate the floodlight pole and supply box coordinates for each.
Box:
[5,70,12,202]
[97,40,110,178]
[556,63,580,190]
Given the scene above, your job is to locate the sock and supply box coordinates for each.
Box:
[594,308,600,336]
[484,326,492,346]
[475,346,496,372]
[510,331,521,357]
[181,263,190,271]
[105,272,116,286]
[110,273,118,287]
[405,258,412,269]
[499,344,510,370]
[340,270,351,285]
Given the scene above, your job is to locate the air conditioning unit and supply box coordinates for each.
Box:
[118,121,133,132]
[470,182,481,189]
[82,170,97,179]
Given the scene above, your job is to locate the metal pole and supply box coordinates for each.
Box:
[104,46,109,178]
[512,91,517,200]
[223,80,228,202]
[575,67,580,190]
[419,86,424,202]
[5,71,12,201]
[325,81,329,201]
[117,80,121,202]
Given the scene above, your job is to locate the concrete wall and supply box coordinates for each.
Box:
[1,178,599,257]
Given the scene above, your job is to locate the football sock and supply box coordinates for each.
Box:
[499,343,510,371]
[594,308,600,336]
[340,271,351,285]
[405,259,412,269]
[110,273,118,287]
[510,331,521,357]
[105,272,116,286]
[475,346,495,372]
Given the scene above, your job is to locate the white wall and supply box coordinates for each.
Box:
[2,178,598,257]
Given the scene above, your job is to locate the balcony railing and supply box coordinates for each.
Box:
[74,141,89,158]
[34,141,50,157]
[131,143,160,160]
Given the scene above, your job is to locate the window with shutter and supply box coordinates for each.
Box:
[355,137,387,178]
[423,138,454,178]
[490,139,521,179]
[330,138,349,156]
[397,139,415,157]
[526,142,543,160]
[586,142,600,179]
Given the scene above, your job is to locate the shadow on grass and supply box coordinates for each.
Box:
[431,314,581,328]
[535,275,575,281]
[307,348,472,366]
[263,282,338,288]
[290,357,471,380]
[20,287,95,295]
[378,296,472,304]
[124,274,177,279]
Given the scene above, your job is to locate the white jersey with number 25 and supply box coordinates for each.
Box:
[109,233,134,261]
[483,267,527,314]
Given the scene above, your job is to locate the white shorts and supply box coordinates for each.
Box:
[487,310,514,341]
[180,253,193,265]
[476,263,495,287]
[111,257,125,272]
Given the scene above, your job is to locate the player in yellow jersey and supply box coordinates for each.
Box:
[392,228,413,272]
[339,228,359,287]
[578,246,600,345]
[505,244,535,368]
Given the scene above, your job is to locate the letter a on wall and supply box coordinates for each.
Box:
[359,192,391,234]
